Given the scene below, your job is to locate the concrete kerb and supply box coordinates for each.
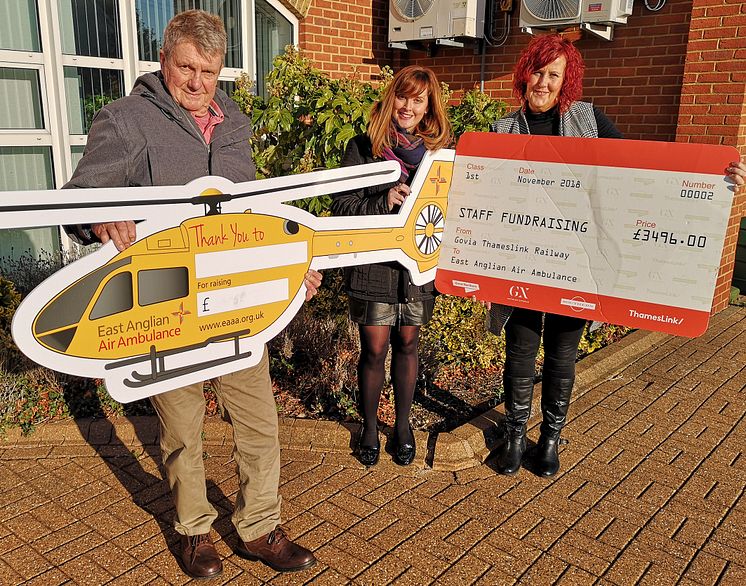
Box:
[1,328,665,473]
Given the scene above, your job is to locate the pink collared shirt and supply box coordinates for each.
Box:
[191,100,225,144]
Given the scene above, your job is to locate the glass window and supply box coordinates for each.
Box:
[218,79,235,98]
[0,146,59,261]
[0,68,44,130]
[136,0,242,68]
[90,271,134,319]
[138,267,189,305]
[71,145,86,170]
[255,0,293,99]
[0,0,41,52]
[59,0,122,58]
[64,66,124,134]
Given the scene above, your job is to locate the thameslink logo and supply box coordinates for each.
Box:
[629,309,683,325]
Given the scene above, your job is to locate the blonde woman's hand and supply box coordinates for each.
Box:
[387,183,410,211]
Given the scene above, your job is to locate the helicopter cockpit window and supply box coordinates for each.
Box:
[90,272,134,320]
[138,267,189,306]
[34,258,131,334]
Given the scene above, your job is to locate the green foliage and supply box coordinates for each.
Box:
[448,88,508,136]
[83,94,116,133]
[233,47,392,214]
[578,323,631,356]
[0,277,22,364]
[420,296,504,372]
[233,46,507,215]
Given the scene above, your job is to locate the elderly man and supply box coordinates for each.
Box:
[65,10,319,579]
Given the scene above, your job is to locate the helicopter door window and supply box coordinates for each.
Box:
[138,267,189,306]
[90,272,134,320]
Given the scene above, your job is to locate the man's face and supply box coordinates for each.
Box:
[160,41,223,116]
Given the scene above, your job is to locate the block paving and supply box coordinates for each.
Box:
[1,305,745,584]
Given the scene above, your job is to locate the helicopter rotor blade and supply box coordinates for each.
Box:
[0,161,400,230]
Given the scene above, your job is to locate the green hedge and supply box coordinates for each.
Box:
[0,48,630,434]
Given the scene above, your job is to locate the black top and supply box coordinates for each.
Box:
[524,105,623,138]
[331,134,437,303]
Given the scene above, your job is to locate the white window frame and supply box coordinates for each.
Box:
[1,0,300,182]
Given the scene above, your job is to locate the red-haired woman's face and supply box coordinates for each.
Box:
[525,55,566,113]
[392,88,429,131]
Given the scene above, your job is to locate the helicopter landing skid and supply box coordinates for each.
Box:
[104,329,254,388]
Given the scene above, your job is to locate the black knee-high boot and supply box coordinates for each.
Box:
[496,376,535,475]
[534,376,574,477]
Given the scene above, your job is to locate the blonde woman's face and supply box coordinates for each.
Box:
[392,88,429,132]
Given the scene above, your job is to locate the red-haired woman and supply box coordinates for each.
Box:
[490,34,746,478]
[332,66,452,466]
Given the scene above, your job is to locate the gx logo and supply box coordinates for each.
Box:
[509,285,530,300]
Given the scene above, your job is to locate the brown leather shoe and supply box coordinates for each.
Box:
[236,526,316,572]
[180,533,223,579]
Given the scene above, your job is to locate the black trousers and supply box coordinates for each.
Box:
[504,308,587,380]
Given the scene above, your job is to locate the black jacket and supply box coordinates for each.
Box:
[332,134,437,303]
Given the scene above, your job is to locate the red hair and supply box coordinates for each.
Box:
[512,34,584,113]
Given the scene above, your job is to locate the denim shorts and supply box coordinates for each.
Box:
[348,297,435,326]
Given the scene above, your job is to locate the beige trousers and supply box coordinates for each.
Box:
[150,346,281,541]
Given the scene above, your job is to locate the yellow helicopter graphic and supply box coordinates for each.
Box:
[4,150,454,402]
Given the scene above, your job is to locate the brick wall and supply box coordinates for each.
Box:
[299,0,746,313]
[299,0,392,78]
[301,1,696,141]
[675,0,746,312]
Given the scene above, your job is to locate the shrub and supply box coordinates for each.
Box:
[233,46,506,215]
[448,88,508,135]
[0,48,627,434]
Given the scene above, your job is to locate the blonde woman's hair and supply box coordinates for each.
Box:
[368,65,452,157]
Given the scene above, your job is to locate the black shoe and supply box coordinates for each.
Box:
[533,434,566,477]
[496,426,526,475]
[393,426,416,466]
[357,433,380,466]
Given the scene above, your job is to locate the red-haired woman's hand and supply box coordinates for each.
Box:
[727,159,746,187]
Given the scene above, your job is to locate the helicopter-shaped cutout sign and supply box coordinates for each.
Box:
[1,150,454,402]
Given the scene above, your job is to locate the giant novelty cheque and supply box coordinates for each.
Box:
[1,151,454,402]
[436,133,739,338]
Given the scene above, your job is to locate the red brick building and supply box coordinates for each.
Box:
[285,0,746,313]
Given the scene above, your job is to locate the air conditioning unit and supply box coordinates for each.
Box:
[519,0,635,40]
[389,0,486,47]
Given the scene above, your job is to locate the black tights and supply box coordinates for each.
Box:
[358,324,419,446]
[504,309,586,380]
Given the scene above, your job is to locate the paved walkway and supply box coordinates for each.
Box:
[1,306,745,585]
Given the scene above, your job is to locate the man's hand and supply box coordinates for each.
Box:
[303,269,323,301]
[92,221,137,251]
